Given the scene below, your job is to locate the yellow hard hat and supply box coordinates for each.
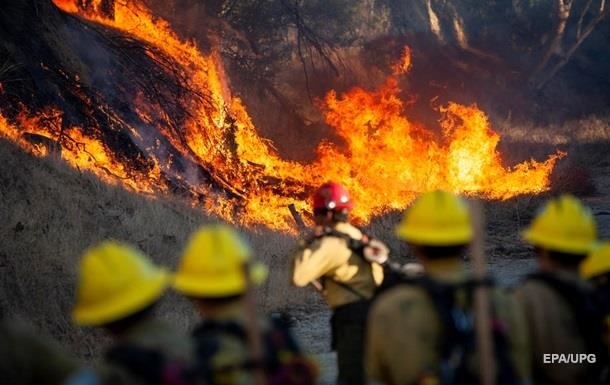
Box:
[396,190,472,246]
[580,242,610,279]
[522,195,597,254]
[173,224,268,298]
[73,241,169,326]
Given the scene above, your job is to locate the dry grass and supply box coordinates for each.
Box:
[493,115,610,196]
[495,115,610,145]
[0,138,316,360]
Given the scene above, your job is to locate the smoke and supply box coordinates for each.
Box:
[61,22,116,97]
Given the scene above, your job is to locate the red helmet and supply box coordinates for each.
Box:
[313,182,353,211]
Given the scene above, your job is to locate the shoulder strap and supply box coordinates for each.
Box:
[193,317,316,385]
[317,227,375,300]
[192,319,255,384]
[316,227,368,256]
[372,274,468,357]
[418,276,522,385]
[417,276,469,359]
[380,275,519,385]
[322,276,369,300]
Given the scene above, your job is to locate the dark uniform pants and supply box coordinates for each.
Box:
[331,300,369,385]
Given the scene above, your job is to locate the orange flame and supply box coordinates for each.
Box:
[0,0,565,232]
[392,46,412,75]
[0,107,163,192]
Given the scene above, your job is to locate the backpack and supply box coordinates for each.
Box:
[526,273,609,385]
[312,227,368,257]
[310,227,383,299]
[373,274,521,385]
[191,314,317,385]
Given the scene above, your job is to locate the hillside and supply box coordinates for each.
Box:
[0,138,313,358]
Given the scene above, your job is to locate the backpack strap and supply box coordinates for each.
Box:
[377,274,520,385]
[313,227,368,256]
[321,276,370,300]
[193,319,254,363]
[316,227,376,300]
[192,317,317,385]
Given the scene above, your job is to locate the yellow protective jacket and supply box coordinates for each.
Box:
[365,259,531,385]
[514,269,594,385]
[292,222,383,308]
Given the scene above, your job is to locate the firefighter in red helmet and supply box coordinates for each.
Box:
[291,182,387,385]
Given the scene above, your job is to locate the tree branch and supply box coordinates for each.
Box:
[577,0,594,39]
[534,0,608,89]
[534,0,573,75]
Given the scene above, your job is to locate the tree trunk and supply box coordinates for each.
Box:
[534,0,608,89]
[534,0,573,75]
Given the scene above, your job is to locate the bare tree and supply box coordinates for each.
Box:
[531,0,609,89]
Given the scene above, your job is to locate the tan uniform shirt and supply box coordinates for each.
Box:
[99,319,194,385]
[366,259,531,385]
[514,269,592,385]
[292,222,383,308]
[0,319,78,385]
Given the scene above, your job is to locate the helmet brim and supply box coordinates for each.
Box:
[396,226,472,246]
[522,229,597,255]
[72,269,169,326]
[172,262,268,298]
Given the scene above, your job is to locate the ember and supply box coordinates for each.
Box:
[0,0,564,232]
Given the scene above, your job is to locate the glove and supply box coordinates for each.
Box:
[362,238,389,265]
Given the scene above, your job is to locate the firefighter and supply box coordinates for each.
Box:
[291,182,386,385]
[515,195,603,385]
[173,224,317,385]
[581,241,610,385]
[366,190,531,385]
[581,242,610,349]
[72,241,193,385]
